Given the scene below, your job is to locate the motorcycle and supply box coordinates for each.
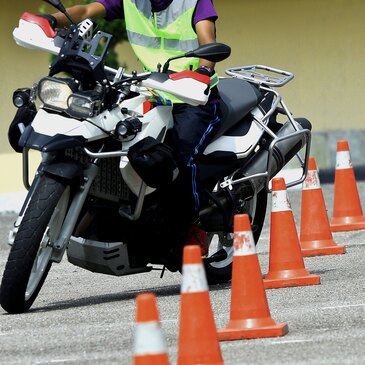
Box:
[1,0,311,314]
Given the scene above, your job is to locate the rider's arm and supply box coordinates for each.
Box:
[195,19,217,72]
[52,2,107,28]
[193,0,219,74]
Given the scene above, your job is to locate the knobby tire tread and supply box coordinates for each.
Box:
[0,176,66,313]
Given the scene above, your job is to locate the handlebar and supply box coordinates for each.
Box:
[105,66,151,84]
[13,14,153,85]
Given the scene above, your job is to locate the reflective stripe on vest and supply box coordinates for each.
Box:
[126,31,200,53]
[210,72,219,88]
[123,0,199,71]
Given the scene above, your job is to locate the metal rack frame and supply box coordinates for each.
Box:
[220,65,310,192]
[225,65,294,87]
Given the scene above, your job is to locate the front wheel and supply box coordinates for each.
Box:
[0,175,70,314]
[204,188,268,284]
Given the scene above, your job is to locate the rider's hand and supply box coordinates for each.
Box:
[37,14,58,29]
[195,66,213,77]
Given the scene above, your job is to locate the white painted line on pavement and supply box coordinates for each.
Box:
[322,303,365,310]
[36,359,91,364]
[161,319,178,323]
[270,339,313,345]
[36,360,72,364]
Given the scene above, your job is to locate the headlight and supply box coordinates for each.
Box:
[38,77,77,111]
[115,117,142,138]
[67,91,101,119]
[12,88,31,108]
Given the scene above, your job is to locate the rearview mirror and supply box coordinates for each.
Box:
[162,42,231,73]
[185,43,231,63]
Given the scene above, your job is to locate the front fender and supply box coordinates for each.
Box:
[43,157,83,181]
[19,126,86,152]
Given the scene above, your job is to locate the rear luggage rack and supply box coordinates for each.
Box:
[225,65,294,87]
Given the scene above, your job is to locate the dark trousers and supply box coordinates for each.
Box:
[169,101,222,227]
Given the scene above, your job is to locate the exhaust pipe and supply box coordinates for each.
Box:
[199,118,311,229]
[239,118,311,192]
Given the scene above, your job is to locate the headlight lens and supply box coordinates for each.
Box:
[67,91,101,119]
[37,77,102,119]
[38,77,75,111]
[12,88,31,108]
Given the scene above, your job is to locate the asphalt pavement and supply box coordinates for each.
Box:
[0,182,364,365]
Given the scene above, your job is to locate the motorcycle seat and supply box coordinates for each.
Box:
[215,78,263,139]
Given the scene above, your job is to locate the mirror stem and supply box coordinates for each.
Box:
[43,0,76,25]
[162,54,185,73]
[64,12,76,25]
[162,60,170,73]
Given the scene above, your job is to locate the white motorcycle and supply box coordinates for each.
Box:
[1,0,311,313]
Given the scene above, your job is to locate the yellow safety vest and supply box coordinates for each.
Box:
[123,0,218,104]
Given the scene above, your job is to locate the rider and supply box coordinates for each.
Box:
[43,0,222,256]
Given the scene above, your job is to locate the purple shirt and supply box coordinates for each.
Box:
[96,0,218,26]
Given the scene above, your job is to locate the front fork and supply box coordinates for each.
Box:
[8,148,42,246]
[51,162,98,262]
[8,150,99,265]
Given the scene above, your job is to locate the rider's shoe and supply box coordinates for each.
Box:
[185,224,209,257]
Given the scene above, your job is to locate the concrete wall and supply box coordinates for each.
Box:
[0,0,364,193]
[116,0,365,131]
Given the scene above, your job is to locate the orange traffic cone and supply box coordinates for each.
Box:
[264,177,321,288]
[330,140,365,232]
[218,214,288,340]
[177,245,224,365]
[300,157,345,256]
[133,293,170,365]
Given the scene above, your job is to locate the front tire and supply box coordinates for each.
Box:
[204,188,268,284]
[0,176,70,314]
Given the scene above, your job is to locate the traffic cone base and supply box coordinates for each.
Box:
[264,271,320,289]
[330,216,365,232]
[218,319,288,341]
[330,140,365,232]
[265,177,321,289]
[178,245,224,365]
[301,239,345,256]
[218,214,288,341]
[300,156,346,256]
[135,354,169,365]
[133,293,170,365]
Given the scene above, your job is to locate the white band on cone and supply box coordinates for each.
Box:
[133,321,167,355]
[271,190,292,212]
[336,151,353,170]
[181,264,209,293]
[303,170,321,190]
[233,231,256,256]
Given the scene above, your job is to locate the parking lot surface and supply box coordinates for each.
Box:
[0,182,364,365]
